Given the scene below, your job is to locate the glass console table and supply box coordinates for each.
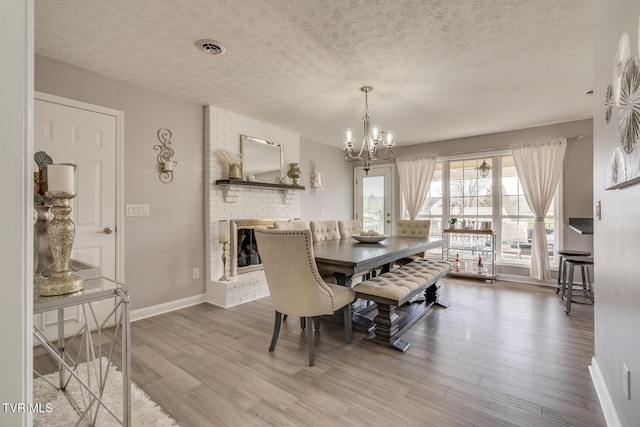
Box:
[33,276,131,426]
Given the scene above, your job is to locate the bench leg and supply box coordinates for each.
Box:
[425,281,449,308]
[367,303,411,352]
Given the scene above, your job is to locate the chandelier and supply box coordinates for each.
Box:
[477,159,492,177]
[343,86,395,174]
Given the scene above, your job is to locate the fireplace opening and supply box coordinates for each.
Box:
[229,219,289,277]
[237,228,261,269]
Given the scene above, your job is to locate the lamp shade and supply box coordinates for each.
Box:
[382,131,395,148]
[343,128,355,148]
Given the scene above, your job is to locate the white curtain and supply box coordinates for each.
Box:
[397,155,438,219]
[511,138,567,280]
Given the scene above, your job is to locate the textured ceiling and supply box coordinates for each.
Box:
[35,0,595,148]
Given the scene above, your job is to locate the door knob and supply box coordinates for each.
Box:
[386,220,391,223]
[100,227,113,234]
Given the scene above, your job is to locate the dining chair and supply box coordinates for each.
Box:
[338,220,362,239]
[254,228,354,367]
[396,219,432,264]
[309,220,340,242]
[273,220,307,230]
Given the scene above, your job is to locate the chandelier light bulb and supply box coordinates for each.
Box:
[382,131,395,148]
[343,128,355,148]
[370,125,381,143]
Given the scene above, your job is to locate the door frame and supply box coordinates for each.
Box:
[35,91,125,282]
[354,163,396,235]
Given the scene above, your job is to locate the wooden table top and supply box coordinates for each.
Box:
[313,235,443,278]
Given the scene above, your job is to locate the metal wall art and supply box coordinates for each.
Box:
[605,22,640,190]
[154,128,177,183]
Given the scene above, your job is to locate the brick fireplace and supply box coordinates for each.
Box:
[204,105,301,307]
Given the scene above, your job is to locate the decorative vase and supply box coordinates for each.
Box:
[228,164,241,180]
[34,205,54,276]
[287,163,301,185]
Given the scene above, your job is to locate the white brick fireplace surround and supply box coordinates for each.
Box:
[205,105,301,307]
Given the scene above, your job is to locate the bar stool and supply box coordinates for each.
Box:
[557,250,591,294]
[562,256,594,314]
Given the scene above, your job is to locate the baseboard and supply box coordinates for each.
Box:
[589,357,623,427]
[130,293,207,322]
[494,273,556,287]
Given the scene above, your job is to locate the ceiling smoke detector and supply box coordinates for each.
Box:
[196,39,226,55]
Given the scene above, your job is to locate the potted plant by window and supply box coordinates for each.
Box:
[448,218,458,230]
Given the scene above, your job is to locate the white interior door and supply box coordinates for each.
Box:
[354,164,395,235]
[34,94,122,339]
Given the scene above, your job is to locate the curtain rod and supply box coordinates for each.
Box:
[438,135,588,158]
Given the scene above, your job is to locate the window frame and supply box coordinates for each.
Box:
[400,150,562,267]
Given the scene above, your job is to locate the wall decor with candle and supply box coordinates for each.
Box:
[154,128,177,183]
[308,160,323,195]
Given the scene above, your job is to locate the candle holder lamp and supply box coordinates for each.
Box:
[154,128,177,183]
[219,220,230,281]
[40,191,83,296]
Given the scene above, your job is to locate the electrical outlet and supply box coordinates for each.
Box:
[623,364,630,400]
[192,268,200,280]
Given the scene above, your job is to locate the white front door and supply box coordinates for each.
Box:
[354,164,395,235]
[34,93,122,339]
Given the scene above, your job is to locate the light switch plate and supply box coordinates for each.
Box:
[595,200,601,220]
[126,204,149,217]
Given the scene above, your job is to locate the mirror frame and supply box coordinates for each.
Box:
[240,135,284,182]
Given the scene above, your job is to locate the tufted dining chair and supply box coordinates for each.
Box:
[254,228,354,366]
[396,219,432,264]
[338,220,363,239]
[309,220,341,242]
[273,220,307,230]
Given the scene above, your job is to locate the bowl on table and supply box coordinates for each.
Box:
[351,234,388,243]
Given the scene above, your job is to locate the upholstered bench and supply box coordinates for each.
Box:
[352,259,453,351]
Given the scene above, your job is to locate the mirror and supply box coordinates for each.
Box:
[240,135,283,183]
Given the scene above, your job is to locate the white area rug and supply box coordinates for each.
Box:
[33,359,178,426]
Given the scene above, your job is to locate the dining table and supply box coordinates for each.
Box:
[312,235,445,332]
[313,235,444,287]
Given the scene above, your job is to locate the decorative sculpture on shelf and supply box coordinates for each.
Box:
[214,148,242,180]
[287,163,301,185]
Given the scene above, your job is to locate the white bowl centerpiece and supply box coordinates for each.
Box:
[351,230,387,243]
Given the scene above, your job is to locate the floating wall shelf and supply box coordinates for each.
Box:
[215,179,304,204]
[215,179,305,191]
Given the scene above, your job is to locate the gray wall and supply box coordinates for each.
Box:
[35,55,205,311]
[391,119,594,279]
[299,137,353,222]
[1,0,32,423]
[594,0,640,424]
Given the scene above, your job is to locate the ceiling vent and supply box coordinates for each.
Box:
[196,39,226,55]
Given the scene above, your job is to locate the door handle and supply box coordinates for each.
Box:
[100,227,113,234]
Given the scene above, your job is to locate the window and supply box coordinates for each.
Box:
[402,153,561,265]
[449,158,493,229]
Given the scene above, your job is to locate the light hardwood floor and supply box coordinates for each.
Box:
[35,277,604,426]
